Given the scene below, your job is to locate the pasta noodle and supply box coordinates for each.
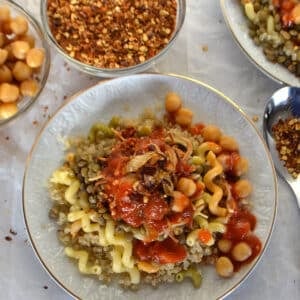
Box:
[105,220,135,269]
[203,151,227,217]
[65,247,101,275]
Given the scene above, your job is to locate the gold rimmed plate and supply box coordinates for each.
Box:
[220,0,300,87]
[23,73,277,299]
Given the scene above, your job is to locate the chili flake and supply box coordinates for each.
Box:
[272,117,300,178]
[47,0,178,69]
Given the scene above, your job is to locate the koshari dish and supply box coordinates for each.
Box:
[48,92,262,288]
[240,0,300,77]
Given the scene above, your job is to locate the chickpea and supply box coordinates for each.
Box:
[202,125,222,142]
[0,49,8,65]
[0,102,18,119]
[217,239,232,253]
[217,153,231,172]
[0,6,10,22]
[232,242,252,262]
[0,83,19,103]
[233,156,249,176]
[4,44,15,61]
[0,32,7,48]
[10,16,28,35]
[175,107,193,127]
[219,135,239,152]
[19,34,35,48]
[12,61,32,82]
[177,177,197,197]
[171,191,190,212]
[26,48,45,68]
[2,20,12,35]
[20,79,38,97]
[0,65,12,83]
[165,92,182,113]
[215,256,234,278]
[233,179,252,199]
[11,40,30,60]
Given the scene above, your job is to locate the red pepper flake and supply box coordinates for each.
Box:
[5,236,12,241]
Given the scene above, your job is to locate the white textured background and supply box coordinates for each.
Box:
[0,0,299,299]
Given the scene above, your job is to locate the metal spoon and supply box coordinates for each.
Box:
[263,86,300,208]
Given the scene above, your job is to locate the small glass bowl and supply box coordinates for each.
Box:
[0,0,51,127]
[41,0,185,78]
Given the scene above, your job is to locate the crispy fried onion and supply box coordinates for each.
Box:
[165,132,193,161]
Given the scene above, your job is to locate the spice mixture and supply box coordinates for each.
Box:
[241,0,300,77]
[272,117,300,178]
[47,0,178,69]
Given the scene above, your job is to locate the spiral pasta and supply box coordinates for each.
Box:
[203,151,227,217]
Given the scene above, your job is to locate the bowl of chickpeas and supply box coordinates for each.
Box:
[0,0,50,125]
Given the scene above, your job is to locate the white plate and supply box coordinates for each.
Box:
[23,74,277,300]
[220,0,300,87]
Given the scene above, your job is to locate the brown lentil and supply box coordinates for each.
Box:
[272,117,300,178]
[47,0,178,69]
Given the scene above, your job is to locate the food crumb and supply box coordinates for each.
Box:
[5,236,12,242]
[202,45,208,52]
[63,95,67,100]
[5,136,9,140]
[43,286,48,290]
[9,229,17,235]
[33,120,39,125]
[252,115,259,122]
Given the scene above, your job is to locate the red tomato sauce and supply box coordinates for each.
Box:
[189,122,205,135]
[222,209,262,271]
[133,237,187,264]
[273,0,297,27]
[102,127,195,240]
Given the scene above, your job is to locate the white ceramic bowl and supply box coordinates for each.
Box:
[23,73,277,300]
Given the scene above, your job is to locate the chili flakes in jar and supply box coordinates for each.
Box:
[47,0,178,69]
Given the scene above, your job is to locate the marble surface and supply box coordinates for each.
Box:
[0,0,299,299]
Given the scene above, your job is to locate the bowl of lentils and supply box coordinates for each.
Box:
[41,0,185,77]
[241,0,300,78]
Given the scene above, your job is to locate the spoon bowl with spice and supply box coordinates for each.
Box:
[263,86,300,208]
